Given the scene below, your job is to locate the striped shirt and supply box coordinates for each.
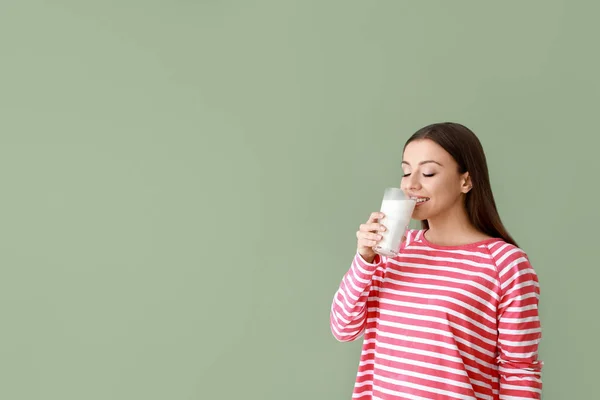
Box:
[330,229,543,400]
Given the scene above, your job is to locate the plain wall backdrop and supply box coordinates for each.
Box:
[0,1,597,399]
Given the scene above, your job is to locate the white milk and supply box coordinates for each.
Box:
[374,199,415,257]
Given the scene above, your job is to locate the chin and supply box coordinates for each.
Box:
[411,207,426,219]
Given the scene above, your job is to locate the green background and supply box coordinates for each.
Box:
[0,1,596,399]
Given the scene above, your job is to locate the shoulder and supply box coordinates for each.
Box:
[485,240,530,268]
[484,240,538,286]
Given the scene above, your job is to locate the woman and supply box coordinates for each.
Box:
[330,122,543,400]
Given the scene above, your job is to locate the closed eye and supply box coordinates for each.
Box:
[402,173,435,177]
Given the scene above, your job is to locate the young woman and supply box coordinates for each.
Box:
[330,122,543,400]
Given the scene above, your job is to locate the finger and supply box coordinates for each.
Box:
[358,239,378,248]
[368,212,385,223]
[360,232,382,241]
[360,223,386,233]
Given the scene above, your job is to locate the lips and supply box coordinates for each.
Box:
[410,196,430,206]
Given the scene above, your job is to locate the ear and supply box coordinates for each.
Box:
[461,172,472,194]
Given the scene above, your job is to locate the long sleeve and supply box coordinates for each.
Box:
[330,252,384,342]
[495,246,543,399]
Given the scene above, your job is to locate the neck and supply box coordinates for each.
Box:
[424,202,484,246]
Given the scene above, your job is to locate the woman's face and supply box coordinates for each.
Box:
[400,139,471,222]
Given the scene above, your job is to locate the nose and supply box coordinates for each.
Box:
[401,173,421,192]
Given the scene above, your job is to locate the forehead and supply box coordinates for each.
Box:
[402,139,454,165]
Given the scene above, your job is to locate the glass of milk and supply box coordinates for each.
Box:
[373,187,416,257]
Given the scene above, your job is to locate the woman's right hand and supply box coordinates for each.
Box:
[356,212,386,263]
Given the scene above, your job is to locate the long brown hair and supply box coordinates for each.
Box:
[404,122,518,246]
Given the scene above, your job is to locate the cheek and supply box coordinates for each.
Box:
[423,179,445,197]
[422,179,460,207]
[429,176,460,195]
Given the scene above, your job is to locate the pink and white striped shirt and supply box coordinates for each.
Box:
[330,229,543,400]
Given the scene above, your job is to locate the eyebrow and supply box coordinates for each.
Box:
[401,160,443,166]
